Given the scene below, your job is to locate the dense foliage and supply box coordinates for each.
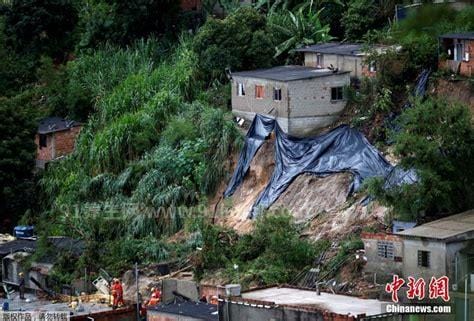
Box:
[367,98,474,220]
[196,212,327,286]
[1,0,473,283]
[193,7,275,82]
[0,94,37,231]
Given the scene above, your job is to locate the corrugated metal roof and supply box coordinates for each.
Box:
[396,209,474,240]
[232,65,349,82]
[439,32,474,40]
[38,117,81,134]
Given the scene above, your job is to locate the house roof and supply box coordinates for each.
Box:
[0,237,84,261]
[38,117,81,134]
[296,42,369,56]
[0,239,36,257]
[148,301,218,321]
[439,32,474,40]
[231,65,349,82]
[241,286,384,316]
[396,209,474,241]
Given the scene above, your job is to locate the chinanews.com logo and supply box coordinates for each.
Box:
[383,275,452,314]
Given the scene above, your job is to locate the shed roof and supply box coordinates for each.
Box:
[38,117,81,134]
[0,239,36,257]
[232,65,349,82]
[148,301,218,321]
[396,209,474,241]
[296,42,368,56]
[0,237,84,261]
[439,32,474,40]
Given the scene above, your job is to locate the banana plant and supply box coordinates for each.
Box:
[269,5,333,58]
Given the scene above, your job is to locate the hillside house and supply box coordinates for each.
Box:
[231,65,350,137]
[362,209,474,291]
[396,209,474,289]
[35,117,81,169]
[296,43,391,79]
[1,237,84,291]
[439,32,474,77]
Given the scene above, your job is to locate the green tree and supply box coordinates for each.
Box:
[368,98,474,220]
[77,0,180,48]
[1,0,79,60]
[0,94,37,232]
[268,5,331,58]
[0,17,35,96]
[341,0,376,41]
[193,7,275,82]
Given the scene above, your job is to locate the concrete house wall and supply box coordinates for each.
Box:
[361,232,404,283]
[231,71,350,137]
[402,239,447,280]
[402,238,470,282]
[304,53,368,78]
[286,73,350,136]
[231,75,290,131]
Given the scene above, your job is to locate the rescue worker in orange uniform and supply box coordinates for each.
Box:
[110,278,124,308]
[146,287,161,306]
[116,279,124,307]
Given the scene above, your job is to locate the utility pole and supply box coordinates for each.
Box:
[465,275,468,321]
[135,263,140,321]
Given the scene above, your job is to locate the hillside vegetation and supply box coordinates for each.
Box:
[0,1,473,287]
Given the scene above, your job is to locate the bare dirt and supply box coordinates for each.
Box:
[216,135,389,241]
[430,78,474,115]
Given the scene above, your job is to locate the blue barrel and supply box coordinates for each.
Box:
[13,226,34,238]
[2,301,9,311]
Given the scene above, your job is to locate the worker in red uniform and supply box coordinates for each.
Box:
[116,279,124,307]
[146,287,161,306]
[110,278,124,309]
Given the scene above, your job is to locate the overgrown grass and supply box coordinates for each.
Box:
[38,36,242,277]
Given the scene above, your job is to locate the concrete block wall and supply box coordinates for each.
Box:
[361,232,404,282]
[402,239,447,281]
[231,76,289,118]
[199,284,226,302]
[304,53,365,78]
[231,72,350,137]
[287,73,349,118]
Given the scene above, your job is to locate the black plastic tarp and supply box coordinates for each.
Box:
[225,114,415,218]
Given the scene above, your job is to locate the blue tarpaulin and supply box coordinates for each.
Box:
[224,115,416,218]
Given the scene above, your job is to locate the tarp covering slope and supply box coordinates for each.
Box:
[225,114,414,218]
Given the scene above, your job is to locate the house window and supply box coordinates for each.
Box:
[377,241,394,259]
[316,54,323,68]
[331,87,344,101]
[255,85,265,99]
[369,61,377,72]
[455,42,464,61]
[418,250,430,268]
[237,83,245,96]
[39,134,47,148]
[273,88,282,101]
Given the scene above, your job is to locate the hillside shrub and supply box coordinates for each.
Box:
[367,98,474,220]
